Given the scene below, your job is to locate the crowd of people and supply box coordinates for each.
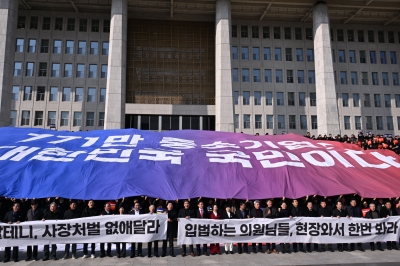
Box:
[1,194,400,262]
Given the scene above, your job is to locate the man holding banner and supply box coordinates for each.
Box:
[161,202,177,257]
[63,201,81,260]
[26,200,43,261]
[235,202,250,254]
[178,200,195,257]
[81,200,98,259]
[366,203,384,251]
[100,203,113,258]
[129,202,144,258]
[194,201,209,256]
[250,200,264,254]
[42,202,61,261]
[3,202,24,263]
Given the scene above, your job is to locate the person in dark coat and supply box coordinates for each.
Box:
[162,202,177,257]
[332,201,349,252]
[100,203,113,258]
[147,205,159,258]
[129,202,144,257]
[303,201,318,253]
[277,202,291,254]
[42,202,61,261]
[365,203,384,251]
[116,207,127,258]
[63,201,81,259]
[194,201,209,256]
[346,198,365,252]
[290,199,305,253]
[250,200,264,254]
[263,199,278,254]
[235,202,250,254]
[221,205,235,254]
[178,200,195,257]
[26,200,43,261]
[318,199,333,252]
[380,201,398,250]
[81,200,98,258]
[3,202,25,263]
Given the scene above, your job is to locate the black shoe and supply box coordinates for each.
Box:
[252,249,257,254]
[321,248,326,252]
[301,249,307,253]
[258,249,265,254]
[100,254,105,258]
[293,248,298,253]
[371,248,375,251]
[338,248,343,252]
[238,250,242,254]
[329,248,334,252]
[25,258,31,262]
[117,255,121,258]
[3,258,9,263]
[379,248,384,251]
[170,253,176,257]
[317,249,322,252]
[161,252,166,257]
[282,250,286,254]
[307,249,312,253]
[155,253,159,258]
[42,257,49,261]
[107,254,112,258]
[246,250,251,254]
[230,251,234,254]
[197,252,201,256]
[388,247,392,250]
[203,251,209,256]
[33,257,38,261]
[359,248,365,252]
[393,247,399,250]
[13,258,18,263]
[51,257,57,261]
[287,251,292,254]
[130,254,135,258]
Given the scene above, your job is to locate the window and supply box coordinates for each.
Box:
[337,29,344,41]
[308,70,315,84]
[53,40,62,54]
[10,111,17,126]
[242,91,250,105]
[42,17,51,30]
[349,50,356,63]
[266,115,273,129]
[276,69,283,83]
[370,51,377,63]
[310,93,316,106]
[340,71,347,85]
[40,39,49,53]
[91,19,99,32]
[243,115,250,129]
[64,64,72,78]
[231,25,237,37]
[38,62,47,77]
[380,51,387,64]
[298,115,306,130]
[233,91,239,105]
[252,47,260,60]
[102,42,109,55]
[390,51,397,64]
[89,65,97,78]
[387,116,394,130]
[28,39,36,53]
[376,116,383,130]
[242,68,249,82]
[374,94,381,107]
[36,87,45,101]
[49,87,58,101]
[287,70,293,83]
[288,92,295,106]
[274,48,282,61]
[67,18,75,31]
[388,31,395,43]
[264,92,272,106]
[354,116,361,130]
[365,116,373,130]
[23,86,32,101]
[76,64,85,78]
[396,94,400,107]
[86,112,95,127]
[305,28,312,40]
[253,69,260,82]
[252,26,259,38]
[273,27,280,39]
[75,88,83,102]
[393,73,399,86]
[287,115,296,129]
[297,70,304,84]
[48,111,56,126]
[78,41,86,54]
[278,115,285,129]
[277,92,284,106]
[372,72,379,85]
[361,72,368,85]
[251,91,261,106]
[101,65,108,79]
[344,116,351,130]
[87,88,96,102]
[295,27,302,40]
[382,72,389,86]
[353,93,360,107]
[364,94,371,107]
[262,26,270,38]
[338,50,345,63]
[311,116,317,129]
[332,49,335,62]
[62,87,71,102]
[90,41,98,55]
[359,50,366,63]
[241,46,249,60]
[284,27,291,39]
[342,93,349,107]
[307,49,314,62]
[351,72,358,85]
[55,17,63,30]
[34,111,43,126]
[384,94,391,108]
[21,111,30,126]
[368,30,375,42]
[285,48,292,61]
[30,16,38,30]
[378,31,385,43]
[264,69,272,83]
[299,92,306,106]
[51,63,60,77]
[296,48,303,61]
[16,39,24,52]
[73,112,82,127]
[263,47,271,60]
[60,111,69,127]
[103,20,110,33]
[255,115,262,129]
[98,112,105,127]
[14,62,22,76]
[241,25,248,38]
[26,62,34,77]
[232,46,238,59]
[232,68,238,82]
[65,40,74,54]
[100,88,106,102]
[12,86,19,101]
[347,30,354,42]
[358,30,364,42]
[79,19,87,32]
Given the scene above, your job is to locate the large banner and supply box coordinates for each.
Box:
[177,217,400,244]
[0,214,167,247]
[0,127,400,199]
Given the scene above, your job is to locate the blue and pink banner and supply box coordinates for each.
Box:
[0,127,399,200]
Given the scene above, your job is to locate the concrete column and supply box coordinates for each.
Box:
[0,0,17,127]
[215,0,235,132]
[104,0,127,129]
[313,1,340,135]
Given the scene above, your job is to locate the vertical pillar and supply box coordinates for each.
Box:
[313,1,340,135]
[215,0,234,132]
[104,0,127,129]
[0,0,17,126]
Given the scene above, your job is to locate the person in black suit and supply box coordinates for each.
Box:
[129,202,144,257]
[290,199,305,253]
[147,205,159,258]
[303,201,318,253]
[162,202,177,257]
[3,202,25,263]
[178,200,195,257]
[318,199,333,252]
[365,203,384,251]
[235,202,250,254]
[42,202,62,261]
[250,200,264,253]
[263,199,278,254]
[346,198,365,252]
[332,201,349,252]
[26,200,43,261]
[221,205,235,254]
[194,201,209,256]
[63,201,81,259]
[380,201,397,250]
[100,203,113,258]
[81,200,98,258]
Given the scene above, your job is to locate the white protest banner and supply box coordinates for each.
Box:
[0,214,167,247]
[178,217,400,244]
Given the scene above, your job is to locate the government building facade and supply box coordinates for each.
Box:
[0,0,400,136]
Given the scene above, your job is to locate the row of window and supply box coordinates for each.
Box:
[235,114,400,131]
[11,86,106,103]
[13,62,108,79]
[15,39,109,55]
[12,110,105,128]
[17,16,110,33]
[232,25,400,44]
